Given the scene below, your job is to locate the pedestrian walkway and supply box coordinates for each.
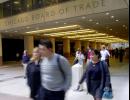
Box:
[0,58,129,100]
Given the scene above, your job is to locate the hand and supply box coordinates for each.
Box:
[76,84,81,90]
[104,87,110,91]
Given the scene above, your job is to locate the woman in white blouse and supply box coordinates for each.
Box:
[72,49,85,91]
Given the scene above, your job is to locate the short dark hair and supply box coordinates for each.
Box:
[94,49,101,59]
[39,39,53,49]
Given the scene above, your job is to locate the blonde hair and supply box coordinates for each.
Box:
[30,47,40,62]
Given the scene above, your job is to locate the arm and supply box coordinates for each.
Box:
[79,63,90,84]
[79,70,87,84]
[26,63,31,86]
[59,56,72,91]
[106,50,110,57]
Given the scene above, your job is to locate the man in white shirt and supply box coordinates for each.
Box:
[100,45,110,67]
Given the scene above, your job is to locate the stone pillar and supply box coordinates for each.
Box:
[63,39,70,58]
[0,33,2,65]
[50,37,55,53]
[82,41,88,50]
[75,40,81,51]
[97,42,102,50]
[24,35,34,56]
[89,42,94,49]
[93,42,97,49]
[86,41,90,48]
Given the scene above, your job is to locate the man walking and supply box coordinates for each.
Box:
[100,45,110,67]
[38,39,72,100]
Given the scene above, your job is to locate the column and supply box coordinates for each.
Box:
[82,41,87,50]
[0,33,2,65]
[86,41,90,49]
[93,42,97,49]
[63,39,70,58]
[49,37,55,53]
[24,35,34,56]
[75,40,81,51]
[89,42,94,49]
[97,42,102,50]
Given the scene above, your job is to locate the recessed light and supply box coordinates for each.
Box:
[115,19,119,22]
[110,16,114,19]
[55,22,59,24]
[109,29,112,31]
[27,4,30,7]
[96,22,99,24]
[122,25,126,27]
[80,28,83,29]
[14,1,20,4]
[105,12,110,15]
[64,23,67,24]
[89,19,93,21]
[82,16,86,19]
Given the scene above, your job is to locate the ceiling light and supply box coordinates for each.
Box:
[82,16,86,19]
[105,12,110,15]
[96,22,99,24]
[55,22,59,24]
[110,16,114,19]
[27,4,30,7]
[115,19,119,22]
[89,19,93,21]
[125,27,128,29]
[26,25,80,34]
[64,23,67,24]
[110,29,112,31]
[122,25,126,27]
[14,1,20,4]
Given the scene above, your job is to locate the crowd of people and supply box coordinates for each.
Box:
[22,39,125,100]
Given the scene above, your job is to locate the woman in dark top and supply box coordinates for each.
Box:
[22,50,30,78]
[26,47,41,100]
[77,50,111,100]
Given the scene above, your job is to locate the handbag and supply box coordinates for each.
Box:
[102,87,113,99]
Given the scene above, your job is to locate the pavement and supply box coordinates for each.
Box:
[0,58,129,100]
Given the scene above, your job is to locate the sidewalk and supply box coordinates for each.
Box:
[0,93,31,100]
[0,58,129,100]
